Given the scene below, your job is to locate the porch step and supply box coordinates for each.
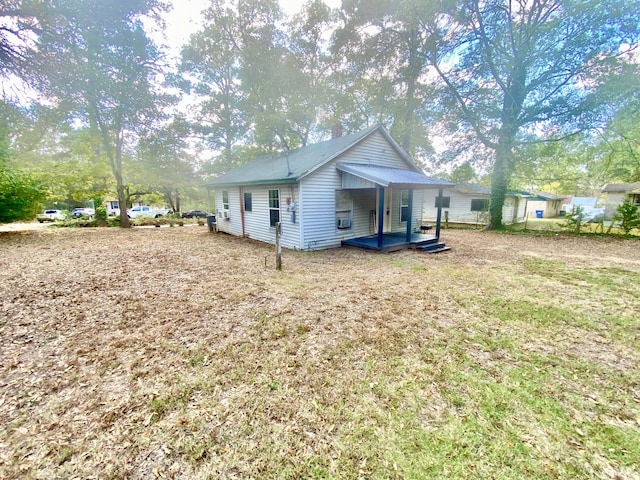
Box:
[417,242,451,254]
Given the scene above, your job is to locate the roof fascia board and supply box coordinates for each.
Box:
[204,178,298,189]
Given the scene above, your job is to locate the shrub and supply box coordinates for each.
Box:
[564,206,584,233]
[613,198,640,235]
[0,168,46,222]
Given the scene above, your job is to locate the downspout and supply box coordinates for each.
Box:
[435,188,443,240]
[239,187,245,237]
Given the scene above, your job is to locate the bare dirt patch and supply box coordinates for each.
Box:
[1,227,639,479]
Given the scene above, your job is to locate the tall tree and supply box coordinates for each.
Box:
[179,0,248,172]
[34,0,168,227]
[425,0,640,228]
[331,0,436,159]
[135,118,199,212]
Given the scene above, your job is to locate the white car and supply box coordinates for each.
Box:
[126,205,171,219]
[36,209,67,222]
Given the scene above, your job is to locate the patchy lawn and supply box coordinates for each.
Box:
[1,226,639,479]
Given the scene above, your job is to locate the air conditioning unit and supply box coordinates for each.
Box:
[337,218,351,229]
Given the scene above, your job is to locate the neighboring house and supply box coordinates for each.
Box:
[525,192,566,218]
[204,125,454,252]
[105,200,120,216]
[422,183,529,226]
[602,183,640,219]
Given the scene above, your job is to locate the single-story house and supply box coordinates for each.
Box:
[422,183,529,226]
[602,183,640,219]
[525,192,566,218]
[204,125,454,252]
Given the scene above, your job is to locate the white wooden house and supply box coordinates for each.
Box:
[602,183,640,219]
[525,192,566,218]
[204,125,453,252]
[422,183,528,226]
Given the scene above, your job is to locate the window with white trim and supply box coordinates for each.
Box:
[222,190,229,210]
[400,190,409,222]
[269,189,280,226]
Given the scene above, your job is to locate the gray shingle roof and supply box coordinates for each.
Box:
[336,163,454,188]
[602,182,640,193]
[205,125,392,187]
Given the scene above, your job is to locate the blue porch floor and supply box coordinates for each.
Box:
[341,232,438,252]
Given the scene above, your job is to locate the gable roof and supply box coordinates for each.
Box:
[602,182,640,193]
[204,125,415,188]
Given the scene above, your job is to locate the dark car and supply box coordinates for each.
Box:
[181,210,209,218]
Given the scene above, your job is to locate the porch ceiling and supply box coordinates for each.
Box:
[336,163,454,189]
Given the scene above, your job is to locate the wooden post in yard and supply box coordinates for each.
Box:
[275,222,282,270]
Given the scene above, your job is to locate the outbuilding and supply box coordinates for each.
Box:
[422,183,529,226]
[204,125,453,252]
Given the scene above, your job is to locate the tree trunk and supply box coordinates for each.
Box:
[116,180,130,228]
[488,143,510,229]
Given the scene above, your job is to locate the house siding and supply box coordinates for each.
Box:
[215,186,302,249]
[299,132,416,250]
[526,200,562,218]
[334,130,412,170]
[604,192,625,220]
[422,189,524,225]
[299,161,345,250]
[214,187,244,237]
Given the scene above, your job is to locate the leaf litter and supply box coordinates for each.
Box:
[0,226,638,479]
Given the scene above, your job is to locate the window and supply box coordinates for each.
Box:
[400,190,409,222]
[269,189,280,226]
[335,190,352,229]
[243,192,252,212]
[435,196,451,208]
[471,198,489,211]
[222,190,229,210]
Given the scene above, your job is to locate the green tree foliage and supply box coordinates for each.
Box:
[135,119,199,212]
[613,198,640,234]
[39,0,169,227]
[331,0,436,159]
[0,168,46,222]
[424,0,640,229]
[0,101,47,222]
[178,0,249,170]
[180,0,339,176]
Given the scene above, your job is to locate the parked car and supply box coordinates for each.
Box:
[71,207,95,219]
[36,209,67,222]
[127,205,172,219]
[181,210,209,218]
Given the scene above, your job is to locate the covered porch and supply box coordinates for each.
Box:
[336,163,454,253]
[342,231,448,253]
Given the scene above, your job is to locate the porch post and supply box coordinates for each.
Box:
[377,187,385,248]
[435,188,443,240]
[405,188,413,243]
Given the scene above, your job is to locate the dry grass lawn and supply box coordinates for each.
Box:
[1,226,639,479]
